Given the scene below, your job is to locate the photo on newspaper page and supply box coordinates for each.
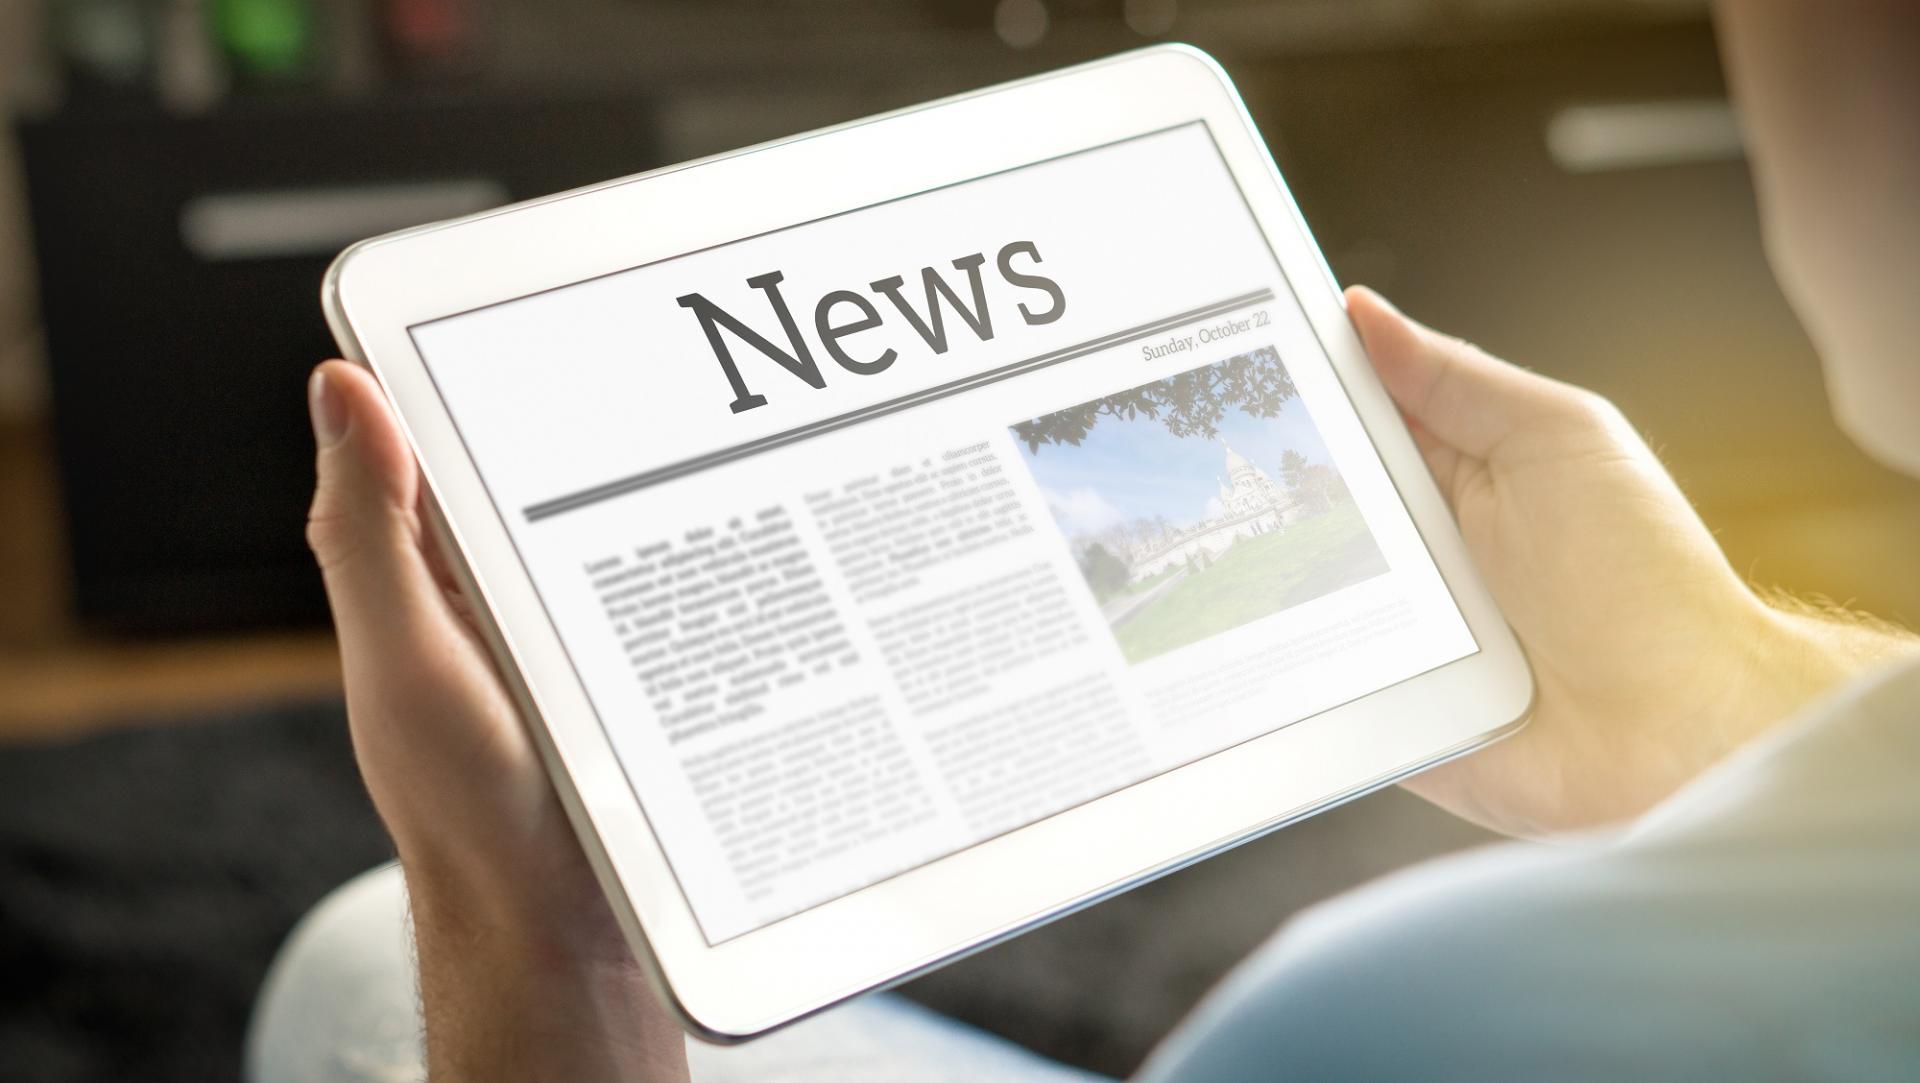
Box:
[1011,345,1390,665]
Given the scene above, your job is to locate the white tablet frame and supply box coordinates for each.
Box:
[323,44,1533,1041]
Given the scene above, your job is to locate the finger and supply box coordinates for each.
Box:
[1346,285,1575,462]
[416,485,489,636]
[305,361,449,651]
[415,486,464,598]
[1402,410,1464,496]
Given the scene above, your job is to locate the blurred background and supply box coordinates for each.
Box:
[1,0,1915,1079]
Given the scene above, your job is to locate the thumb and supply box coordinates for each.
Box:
[1346,285,1580,461]
[305,361,443,643]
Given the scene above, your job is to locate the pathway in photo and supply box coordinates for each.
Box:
[1100,567,1190,629]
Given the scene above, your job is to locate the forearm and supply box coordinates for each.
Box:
[1754,592,1920,712]
[1700,590,1920,781]
[404,865,691,1083]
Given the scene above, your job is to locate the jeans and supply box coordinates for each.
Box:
[246,865,1113,1083]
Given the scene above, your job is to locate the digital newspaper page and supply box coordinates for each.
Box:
[409,121,1477,943]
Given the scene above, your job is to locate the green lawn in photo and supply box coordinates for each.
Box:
[1113,502,1389,664]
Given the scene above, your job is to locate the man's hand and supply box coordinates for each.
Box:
[1349,287,1916,836]
[306,360,689,1083]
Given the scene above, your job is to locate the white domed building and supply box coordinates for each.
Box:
[1218,443,1284,517]
[1125,442,1301,583]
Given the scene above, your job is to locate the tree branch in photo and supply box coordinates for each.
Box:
[1013,346,1297,453]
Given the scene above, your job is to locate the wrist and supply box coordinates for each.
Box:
[394,831,644,976]
[386,793,627,959]
[1739,592,1919,744]
[400,862,689,1083]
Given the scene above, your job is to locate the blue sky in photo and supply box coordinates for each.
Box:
[1016,386,1338,538]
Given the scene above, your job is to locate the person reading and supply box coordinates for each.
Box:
[254,3,1920,1079]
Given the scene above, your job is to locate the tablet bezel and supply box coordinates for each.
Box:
[323,45,1533,1040]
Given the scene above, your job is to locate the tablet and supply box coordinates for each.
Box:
[323,45,1532,1041]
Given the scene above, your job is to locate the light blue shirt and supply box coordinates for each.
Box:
[1137,659,1920,1080]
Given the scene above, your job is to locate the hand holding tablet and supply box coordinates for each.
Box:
[321,47,1533,1038]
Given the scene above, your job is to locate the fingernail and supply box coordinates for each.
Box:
[309,367,349,448]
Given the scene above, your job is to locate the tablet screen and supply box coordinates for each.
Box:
[409,120,1476,943]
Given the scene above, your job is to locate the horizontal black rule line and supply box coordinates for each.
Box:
[524,287,1276,522]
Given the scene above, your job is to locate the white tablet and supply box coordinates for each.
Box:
[323,45,1531,1041]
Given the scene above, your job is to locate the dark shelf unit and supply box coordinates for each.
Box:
[20,89,659,633]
